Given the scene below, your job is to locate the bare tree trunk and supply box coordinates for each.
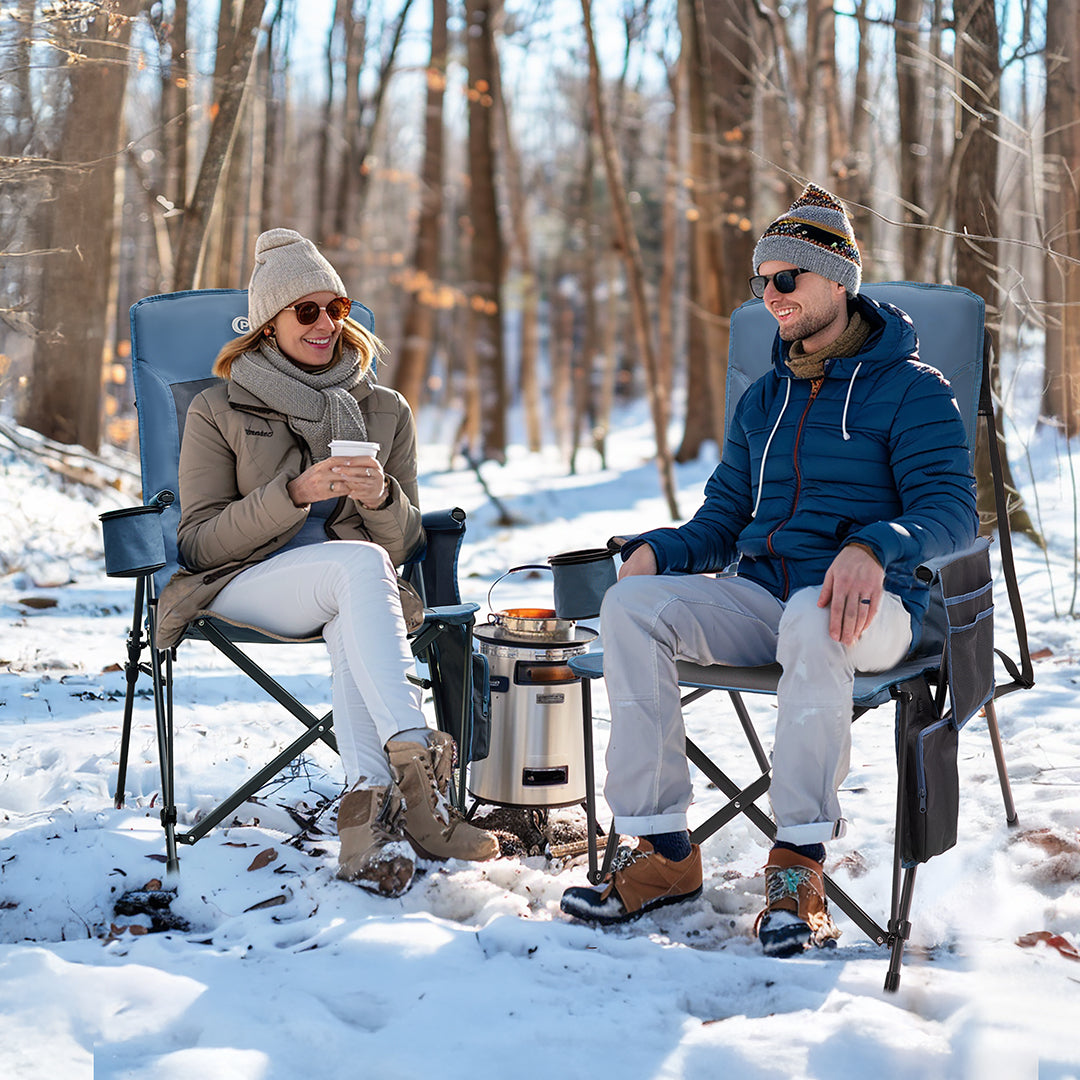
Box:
[598,249,621,452]
[259,4,287,232]
[657,62,680,410]
[159,0,189,254]
[396,0,448,412]
[840,0,875,274]
[1043,0,1080,438]
[0,0,35,158]
[316,0,347,244]
[814,0,846,191]
[172,0,263,291]
[578,224,602,470]
[331,5,366,241]
[490,25,542,453]
[551,283,574,456]
[954,0,1036,541]
[334,0,416,237]
[895,0,931,279]
[465,0,507,462]
[705,0,756,312]
[20,0,142,451]
[755,2,801,191]
[678,0,729,460]
[677,249,716,462]
[582,0,679,519]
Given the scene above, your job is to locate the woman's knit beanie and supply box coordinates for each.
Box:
[752,183,861,296]
[247,228,346,330]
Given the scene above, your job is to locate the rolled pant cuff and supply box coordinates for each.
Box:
[612,812,689,837]
[774,818,847,846]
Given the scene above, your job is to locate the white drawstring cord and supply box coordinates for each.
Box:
[841,362,862,441]
[752,379,791,518]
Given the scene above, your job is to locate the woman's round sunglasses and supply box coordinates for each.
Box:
[283,297,352,325]
[748,268,808,299]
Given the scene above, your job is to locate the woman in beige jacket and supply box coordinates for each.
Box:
[158,229,496,897]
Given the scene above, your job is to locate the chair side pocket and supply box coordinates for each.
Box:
[900,680,960,866]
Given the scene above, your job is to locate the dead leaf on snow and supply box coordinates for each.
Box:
[1014,828,1080,856]
[1017,931,1080,961]
[247,847,278,871]
[244,893,289,913]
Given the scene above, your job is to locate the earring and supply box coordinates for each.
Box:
[264,326,275,338]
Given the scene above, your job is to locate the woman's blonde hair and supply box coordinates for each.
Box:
[212,315,387,378]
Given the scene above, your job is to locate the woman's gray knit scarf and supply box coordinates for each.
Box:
[230,340,370,462]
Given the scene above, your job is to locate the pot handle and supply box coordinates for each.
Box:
[486,564,552,615]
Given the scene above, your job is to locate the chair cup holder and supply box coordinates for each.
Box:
[100,505,167,578]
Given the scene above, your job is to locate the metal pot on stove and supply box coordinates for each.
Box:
[468,568,597,809]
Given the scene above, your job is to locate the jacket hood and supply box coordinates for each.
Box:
[770,294,920,379]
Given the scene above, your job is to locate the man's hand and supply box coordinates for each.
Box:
[818,543,885,646]
[618,544,658,580]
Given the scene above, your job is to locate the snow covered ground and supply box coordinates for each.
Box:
[1,405,1079,1080]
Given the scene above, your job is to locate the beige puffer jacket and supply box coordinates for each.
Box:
[155,377,424,649]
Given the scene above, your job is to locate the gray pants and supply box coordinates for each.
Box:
[599,574,912,845]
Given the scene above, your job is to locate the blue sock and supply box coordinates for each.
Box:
[646,830,692,862]
[774,840,825,864]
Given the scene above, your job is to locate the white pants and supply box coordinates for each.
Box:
[209,541,426,787]
[599,574,913,845]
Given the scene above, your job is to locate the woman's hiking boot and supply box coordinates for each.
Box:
[385,731,499,862]
[336,783,415,897]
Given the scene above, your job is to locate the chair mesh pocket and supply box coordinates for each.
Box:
[941,579,994,729]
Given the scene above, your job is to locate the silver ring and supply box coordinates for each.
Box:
[859,597,871,605]
[366,467,372,477]
[329,481,335,493]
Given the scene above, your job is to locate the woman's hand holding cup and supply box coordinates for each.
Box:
[328,440,386,508]
[287,441,384,508]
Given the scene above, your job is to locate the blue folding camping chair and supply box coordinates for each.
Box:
[103,289,484,875]
[574,282,1034,991]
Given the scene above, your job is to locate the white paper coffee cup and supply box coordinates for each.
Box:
[329,440,380,458]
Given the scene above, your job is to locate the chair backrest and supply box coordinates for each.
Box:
[129,288,375,592]
[725,282,985,460]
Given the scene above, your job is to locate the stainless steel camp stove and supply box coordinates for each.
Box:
[468,606,596,809]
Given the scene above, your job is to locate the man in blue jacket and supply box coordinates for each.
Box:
[561,183,978,957]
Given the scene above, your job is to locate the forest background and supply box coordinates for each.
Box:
[1,0,1079,555]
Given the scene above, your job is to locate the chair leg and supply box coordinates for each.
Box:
[882,679,923,992]
[885,864,917,992]
[115,575,147,810]
[582,678,601,882]
[985,699,1019,827]
[728,690,771,773]
[147,595,180,877]
[455,620,475,812]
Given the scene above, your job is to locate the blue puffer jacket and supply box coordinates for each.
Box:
[628,295,978,644]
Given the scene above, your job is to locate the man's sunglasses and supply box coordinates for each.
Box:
[748,268,809,299]
[283,297,352,325]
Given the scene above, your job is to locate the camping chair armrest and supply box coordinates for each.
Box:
[419,603,479,627]
[420,506,467,537]
[914,536,992,587]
